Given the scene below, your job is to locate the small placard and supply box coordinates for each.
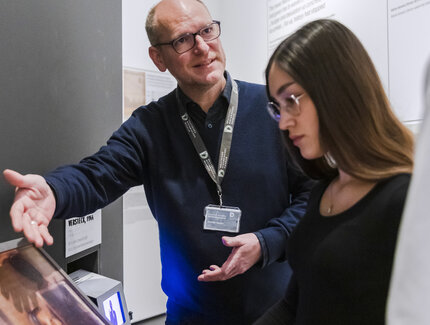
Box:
[65,210,102,258]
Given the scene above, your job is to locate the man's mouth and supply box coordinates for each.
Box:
[194,58,215,68]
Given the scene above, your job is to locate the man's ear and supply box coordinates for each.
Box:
[149,46,167,72]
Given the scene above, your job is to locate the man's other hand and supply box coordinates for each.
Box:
[197,233,262,282]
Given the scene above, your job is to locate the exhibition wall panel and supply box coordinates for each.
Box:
[0,0,123,282]
[219,0,429,123]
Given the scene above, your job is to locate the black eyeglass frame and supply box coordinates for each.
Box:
[153,20,221,54]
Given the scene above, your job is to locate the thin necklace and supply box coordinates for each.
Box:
[327,181,334,214]
[327,187,333,214]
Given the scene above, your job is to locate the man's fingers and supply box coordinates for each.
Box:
[25,219,44,247]
[223,259,237,275]
[199,234,261,282]
[9,200,25,231]
[19,212,44,247]
[32,228,44,248]
[4,169,54,247]
[39,225,54,246]
[222,236,240,247]
[3,169,27,188]
[10,194,40,229]
[198,265,223,281]
[3,169,45,191]
[21,213,37,243]
[27,208,47,226]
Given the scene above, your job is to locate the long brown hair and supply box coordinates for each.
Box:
[266,19,414,181]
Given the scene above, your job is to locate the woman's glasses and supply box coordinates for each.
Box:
[267,93,305,122]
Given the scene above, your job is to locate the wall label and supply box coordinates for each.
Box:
[65,210,102,258]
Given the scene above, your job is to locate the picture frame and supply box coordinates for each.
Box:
[0,238,110,325]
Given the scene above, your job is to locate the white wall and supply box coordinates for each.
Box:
[122,0,156,70]
[216,0,268,84]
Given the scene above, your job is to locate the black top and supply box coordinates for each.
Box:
[255,173,411,325]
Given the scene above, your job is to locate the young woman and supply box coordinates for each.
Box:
[256,19,414,324]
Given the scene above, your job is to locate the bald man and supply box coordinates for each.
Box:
[3,0,312,323]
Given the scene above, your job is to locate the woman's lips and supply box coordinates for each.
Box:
[290,135,304,146]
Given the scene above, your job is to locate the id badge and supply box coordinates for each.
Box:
[203,204,241,233]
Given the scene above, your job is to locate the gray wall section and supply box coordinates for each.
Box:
[0,1,123,282]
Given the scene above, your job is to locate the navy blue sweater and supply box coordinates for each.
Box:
[45,75,312,324]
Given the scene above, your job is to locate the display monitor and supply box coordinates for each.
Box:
[69,269,131,325]
[102,291,126,324]
[0,238,109,325]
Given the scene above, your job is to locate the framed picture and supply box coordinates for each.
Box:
[0,238,110,325]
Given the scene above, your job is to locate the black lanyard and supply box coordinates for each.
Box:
[176,79,239,206]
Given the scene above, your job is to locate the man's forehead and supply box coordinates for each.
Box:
[154,0,211,25]
[158,14,211,36]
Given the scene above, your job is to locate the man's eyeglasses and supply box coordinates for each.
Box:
[267,93,305,122]
[153,21,221,54]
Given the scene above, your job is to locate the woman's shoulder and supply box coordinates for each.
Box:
[376,173,411,196]
[370,173,412,212]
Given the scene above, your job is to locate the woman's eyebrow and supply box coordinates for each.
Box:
[276,82,296,96]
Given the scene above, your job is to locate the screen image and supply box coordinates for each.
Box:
[102,292,126,325]
[0,239,109,325]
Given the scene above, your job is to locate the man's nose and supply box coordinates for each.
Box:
[193,35,210,53]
